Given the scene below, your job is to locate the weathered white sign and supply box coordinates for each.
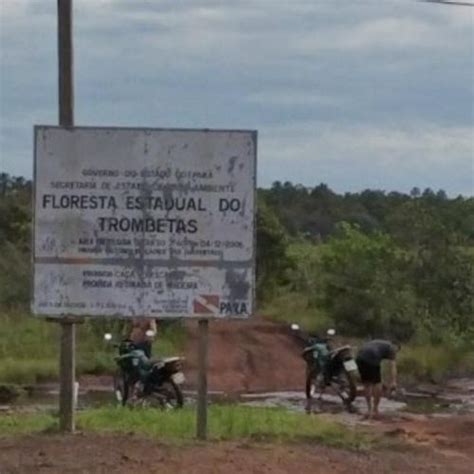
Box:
[33,126,257,318]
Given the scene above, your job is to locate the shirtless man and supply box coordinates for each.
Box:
[356,339,400,419]
[129,318,157,358]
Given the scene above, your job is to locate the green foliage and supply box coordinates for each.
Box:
[261,291,332,333]
[1,174,473,379]
[0,241,30,307]
[398,342,474,383]
[0,174,31,249]
[0,175,31,307]
[256,196,293,302]
[0,406,374,448]
[261,182,473,345]
[0,309,185,384]
[317,224,416,340]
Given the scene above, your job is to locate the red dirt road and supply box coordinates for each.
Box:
[383,414,474,459]
[182,318,305,393]
[3,318,473,473]
[1,429,473,474]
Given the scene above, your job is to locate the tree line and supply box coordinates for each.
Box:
[259,181,473,343]
[1,173,473,343]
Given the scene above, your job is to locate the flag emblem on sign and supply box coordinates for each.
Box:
[193,295,220,314]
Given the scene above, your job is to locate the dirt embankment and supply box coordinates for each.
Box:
[182,318,306,393]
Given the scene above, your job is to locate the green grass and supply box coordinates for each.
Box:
[0,405,374,449]
[261,291,332,333]
[398,343,474,383]
[0,310,60,383]
[0,412,57,436]
[0,359,58,385]
[261,242,331,333]
[0,309,186,384]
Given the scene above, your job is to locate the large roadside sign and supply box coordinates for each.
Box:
[32,126,257,318]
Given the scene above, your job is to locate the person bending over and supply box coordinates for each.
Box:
[356,339,400,419]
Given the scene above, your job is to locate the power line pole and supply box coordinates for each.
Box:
[196,319,209,440]
[57,0,76,433]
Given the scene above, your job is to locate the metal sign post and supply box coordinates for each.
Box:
[59,319,76,432]
[57,0,76,433]
[196,319,209,440]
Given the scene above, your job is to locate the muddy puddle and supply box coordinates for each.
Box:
[239,390,473,416]
[2,378,473,418]
[0,386,114,413]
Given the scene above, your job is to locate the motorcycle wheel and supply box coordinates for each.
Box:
[113,370,129,407]
[152,380,184,410]
[338,370,357,409]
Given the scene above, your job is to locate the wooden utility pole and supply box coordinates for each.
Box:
[196,319,209,440]
[57,0,76,433]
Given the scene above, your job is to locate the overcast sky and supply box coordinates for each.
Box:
[0,0,473,195]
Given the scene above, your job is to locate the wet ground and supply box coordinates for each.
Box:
[3,319,474,473]
[2,377,474,474]
[2,377,474,419]
[2,388,474,474]
[5,317,471,419]
[239,380,474,416]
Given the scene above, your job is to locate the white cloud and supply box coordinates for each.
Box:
[291,16,456,54]
[1,1,473,195]
[0,0,28,17]
[259,122,474,194]
[443,6,474,28]
[262,122,474,164]
[245,90,345,107]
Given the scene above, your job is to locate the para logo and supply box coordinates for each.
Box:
[219,300,249,315]
[193,295,220,314]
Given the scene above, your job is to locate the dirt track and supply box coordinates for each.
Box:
[182,318,306,393]
[1,418,474,474]
[3,318,474,473]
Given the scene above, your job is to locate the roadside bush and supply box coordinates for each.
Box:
[316,224,417,341]
[256,197,294,303]
[0,242,30,307]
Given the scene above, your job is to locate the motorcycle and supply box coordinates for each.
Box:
[104,331,185,409]
[291,324,358,413]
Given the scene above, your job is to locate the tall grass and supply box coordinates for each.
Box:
[0,412,56,436]
[262,291,332,333]
[262,289,474,383]
[263,242,474,382]
[0,309,185,384]
[0,310,60,383]
[398,343,474,383]
[0,405,374,448]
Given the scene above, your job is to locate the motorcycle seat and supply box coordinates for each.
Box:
[161,357,182,363]
[151,356,183,369]
[329,345,351,357]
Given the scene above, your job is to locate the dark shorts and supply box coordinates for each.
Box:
[356,358,381,384]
